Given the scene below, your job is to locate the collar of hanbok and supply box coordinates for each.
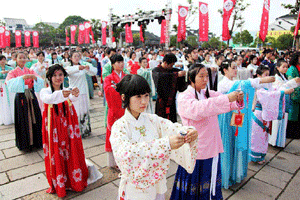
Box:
[187,85,206,100]
[123,108,147,125]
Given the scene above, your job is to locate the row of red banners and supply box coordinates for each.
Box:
[65,21,95,45]
[64,1,272,45]
[0,27,39,48]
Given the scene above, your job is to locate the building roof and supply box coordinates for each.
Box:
[3,18,28,27]
[276,14,297,20]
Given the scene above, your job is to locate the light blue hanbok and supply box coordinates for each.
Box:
[218,78,255,189]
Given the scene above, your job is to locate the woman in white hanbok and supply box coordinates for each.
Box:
[110,74,198,200]
[65,52,97,137]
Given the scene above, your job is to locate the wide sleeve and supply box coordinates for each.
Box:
[154,115,197,174]
[40,88,66,104]
[286,66,300,102]
[82,61,97,76]
[33,76,44,92]
[102,63,112,81]
[177,91,242,121]
[65,65,80,75]
[103,75,122,114]
[6,76,25,93]
[110,119,172,190]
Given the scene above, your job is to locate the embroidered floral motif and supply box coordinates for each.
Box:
[56,174,67,188]
[72,168,82,182]
[53,128,58,143]
[43,144,49,157]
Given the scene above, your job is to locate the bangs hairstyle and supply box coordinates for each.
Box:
[110,54,124,65]
[116,74,151,109]
[275,59,288,80]
[188,63,210,99]
[36,51,45,57]
[46,64,68,116]
[256,64,270,76]
[220,59,233,75]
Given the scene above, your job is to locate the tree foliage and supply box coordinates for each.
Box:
[33,22,58,46]
[187,35,198,47]
[277,34,294,50]
[282,1,300,15]
[232,30,253,46]
[58,15,87,30]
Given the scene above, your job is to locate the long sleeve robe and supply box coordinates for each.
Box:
[110,109,197,200]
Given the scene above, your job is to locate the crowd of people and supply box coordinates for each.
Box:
[0,44,300,199]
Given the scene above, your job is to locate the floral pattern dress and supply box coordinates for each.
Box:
[110,109,198,200]
[40,87,89,197]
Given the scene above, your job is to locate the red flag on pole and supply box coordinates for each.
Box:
[259,0,270,42]
[199,2,209,42]
[140,25,144,43]
[102,21,107,45]
[160,20,167,44]
[70,25,77,44]
[0,27,5,48]
[15,30,22,48]
[65,28,70,46]
[24,31,31,47]
[125,23,133,43]
[177,6,189,42]
[78,24,85,44]
[84,21,91,44]
[294,9,300,37]
[5,30,10,47]
[90,28,95,44]
[222,0,236,41]
[33,31,39,48]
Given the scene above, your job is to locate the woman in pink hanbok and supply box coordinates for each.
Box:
[250,65,297,164]
[6,52,44,150]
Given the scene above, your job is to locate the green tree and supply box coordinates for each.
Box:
[0,20,5,26]
[209,37,221,49]
[201,41,210,48]
[90,18,101,43]
[33,22,57,46]
[277,34,294,50]
[232,30,253,46]
[187,35,198,47]
[132,33,140,46]
[170,35,178,47]
[282,1,300,15]
[59,16,86,30]
[218,0,250,45]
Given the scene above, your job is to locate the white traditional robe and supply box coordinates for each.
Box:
[110,109,197,200]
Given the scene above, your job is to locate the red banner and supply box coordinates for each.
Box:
[259,0,270,42]
[125,23,133,43]
[15,30,22,48]
[65,28,70,46]
[199,2,209,42]
[222,0,236,41]
[160,20,167,44]
[177,6,188,42]
[102,21,107,45]
[24,31,31,47]
[5,30,10,47]
[70,25,77,44]
[32,31,39,48]
[84,21,91,44]
[0,27,5,48]
[294,9,300,37]
[78,24,85,44]
[91,29,95,44]
[140,25,144,43]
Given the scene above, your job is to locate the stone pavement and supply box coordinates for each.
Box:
[0,93,300,200]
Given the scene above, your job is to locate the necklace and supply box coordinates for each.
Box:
[135,125,146,137]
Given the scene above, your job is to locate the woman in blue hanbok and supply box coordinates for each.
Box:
[217,60,275,189]
[0,55,15,125]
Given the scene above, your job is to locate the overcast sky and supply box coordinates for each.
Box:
[0,0,296,37]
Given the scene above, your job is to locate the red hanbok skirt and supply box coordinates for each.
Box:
[42,100,88,197]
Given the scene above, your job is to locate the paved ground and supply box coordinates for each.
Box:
[0,92,300,200]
